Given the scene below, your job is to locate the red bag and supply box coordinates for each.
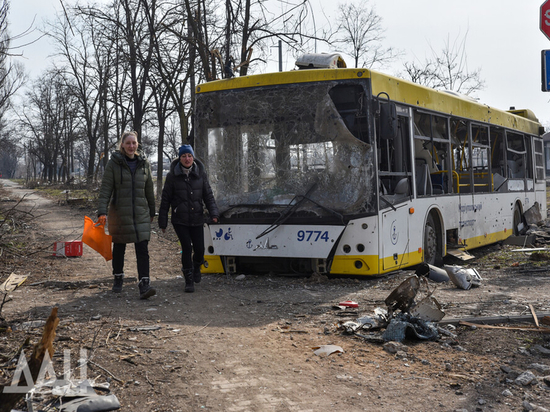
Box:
[82,216,113,261]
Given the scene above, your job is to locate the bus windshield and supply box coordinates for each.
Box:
[195,81,376,219]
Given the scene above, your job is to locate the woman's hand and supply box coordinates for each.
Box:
[212,217,219,223]
[95,215,106,227]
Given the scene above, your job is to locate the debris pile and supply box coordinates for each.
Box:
[336,274,446,343]
[507,202,550,248]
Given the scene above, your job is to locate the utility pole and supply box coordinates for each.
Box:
[278,40,282,72]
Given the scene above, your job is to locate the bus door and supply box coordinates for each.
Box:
[376,103,412,271]
[381,204,410,271]
[449,118,472,245]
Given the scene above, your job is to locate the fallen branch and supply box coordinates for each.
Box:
[0,307,59,412]
[446,373,477,382]
[88,360,124,384]
[181,321,211,335]
[529,304,540,328]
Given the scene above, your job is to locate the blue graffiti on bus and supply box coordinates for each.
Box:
[214,228,233,241]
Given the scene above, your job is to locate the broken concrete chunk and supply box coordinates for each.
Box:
[515,370,536,386]
[383,341,409,354]
[530,344,550,357]
[530,363,550,374]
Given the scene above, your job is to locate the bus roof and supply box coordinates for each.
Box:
[196,68,542,136]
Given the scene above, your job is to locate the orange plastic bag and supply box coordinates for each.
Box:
[82,216,113,261]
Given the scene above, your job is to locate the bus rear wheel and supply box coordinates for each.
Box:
[513,204,523,235]
[424,214,442,266]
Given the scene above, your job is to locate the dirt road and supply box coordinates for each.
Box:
[1,180,550,412]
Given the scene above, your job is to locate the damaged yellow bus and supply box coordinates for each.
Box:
[194,53,546,276]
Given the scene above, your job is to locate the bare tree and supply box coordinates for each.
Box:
[143,0,193,194]
[225,0,323,77]
[402,32,485,95]
[48,10,114,182]
[335,1,397,69]
[0,121,20,178]
[183,0,220,81]
[183,0,322,80]
[77,0,156,145]
[0,0,26,115]
[21,70,81,182]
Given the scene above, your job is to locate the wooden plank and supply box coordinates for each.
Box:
[458,320,550,333]
[447,248,475,261]
[439,313,550,326]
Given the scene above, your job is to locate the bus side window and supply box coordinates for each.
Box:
[377,115,412,204]
[471,124,491,193]
[413,112,451,195]
[491,128,507,191]
[534,138,545,181]
[506,132,528,179]
[450,118,472,193]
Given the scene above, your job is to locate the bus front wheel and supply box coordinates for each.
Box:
[424,214,442,266]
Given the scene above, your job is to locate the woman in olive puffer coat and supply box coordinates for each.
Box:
[158,144,219,293]
[97,131,156,300]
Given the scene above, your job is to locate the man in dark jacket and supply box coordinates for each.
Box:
[158,145,219,292]
[97,131,156,299]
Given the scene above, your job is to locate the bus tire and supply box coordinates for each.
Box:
[424,214,442,266]
[513,203,523,235]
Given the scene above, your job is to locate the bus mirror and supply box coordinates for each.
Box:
[380,101,398,140]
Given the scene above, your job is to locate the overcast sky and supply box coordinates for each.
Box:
[9,0,550,127]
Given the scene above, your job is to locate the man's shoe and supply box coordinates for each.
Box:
[112,274,124,293]
[138,277,156,299]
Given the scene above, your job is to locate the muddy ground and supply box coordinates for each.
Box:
[1,179,550,412]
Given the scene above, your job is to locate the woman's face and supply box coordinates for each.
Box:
[122,134,138,158]
[180,153,194,168]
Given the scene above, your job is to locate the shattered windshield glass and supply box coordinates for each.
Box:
[195,81,376,217]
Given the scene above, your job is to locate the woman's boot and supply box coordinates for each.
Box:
[112,273,124,293]
[183,268,194,293]
[193,262,201,283]
[138,277,156,300]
